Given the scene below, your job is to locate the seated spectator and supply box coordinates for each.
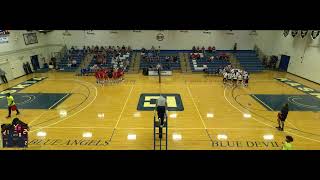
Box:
[71,46,75,51]
[208,46,212,53]
[67,60,72,68]
[212,46,216,52]
[173,56,178,63]
[196,46,200,53]
[191,53,196,59]
[148,51,153,58]
[209,56,214,62]
[151,45,156,52]
[165,56,170,62]
[196,53,201,59]
[72,59,77,67]
[201,46,205,53]
[192,46,196,53]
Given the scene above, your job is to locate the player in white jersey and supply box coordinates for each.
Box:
[223,72,228,84]
[232,72,238,86]
[227,73,233,84]
[237,71,243,85]
[243,73,249,87]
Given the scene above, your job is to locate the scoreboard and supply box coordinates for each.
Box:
[1,118,28,148]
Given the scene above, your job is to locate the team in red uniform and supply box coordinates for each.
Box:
[95,67,124,85]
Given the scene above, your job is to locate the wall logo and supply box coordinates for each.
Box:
[137,93,184,111]
[156,33,165,41]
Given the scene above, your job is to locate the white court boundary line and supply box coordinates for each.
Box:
[30,79,98,133]
[33,126,272,131]
[48,93,70,109]
[186,83,213,141]
[251,94,274,111]
[224,87,320,143]
[113,85,135,130]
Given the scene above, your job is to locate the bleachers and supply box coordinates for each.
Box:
[235,51,264,72]
[87,52,132,73]
[189,52,231,72]
[139,51,181,71]
[58,49,86,72]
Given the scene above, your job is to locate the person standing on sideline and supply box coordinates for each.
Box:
[282,136,293,150]
[6,93,20,118]
[0,68,8,84]
[277,103,289,131]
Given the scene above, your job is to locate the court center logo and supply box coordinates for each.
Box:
[137,93,184,111]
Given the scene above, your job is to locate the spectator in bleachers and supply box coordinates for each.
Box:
[233,43,237,51]
[141,47,146,53]
[196,46,200,53]
[196,53,201,60]
[208,46,212,53]
[212,46,216,52]
[173,56,178,63]
[165,56,170,62]
[71,46,75,51]
[192,46,196,53]
[72,59,77,67]
[209,56,214,62]
[191,53,196,59]
[151,46,156,53]
[201,46,205,53]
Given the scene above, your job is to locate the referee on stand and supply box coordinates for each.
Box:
[156,95,168,138]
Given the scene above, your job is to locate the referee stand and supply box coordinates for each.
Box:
[153,110,168,150]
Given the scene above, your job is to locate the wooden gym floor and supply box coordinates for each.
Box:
[0,70,320,150]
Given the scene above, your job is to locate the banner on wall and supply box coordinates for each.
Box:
[311,30,320,39]
[283,30,289,37]
[291,30,298,37]
[300,30,308,38]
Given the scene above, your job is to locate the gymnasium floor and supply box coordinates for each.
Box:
[0,70,320,150]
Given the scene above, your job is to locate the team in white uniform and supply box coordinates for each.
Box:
[222,65,249,87]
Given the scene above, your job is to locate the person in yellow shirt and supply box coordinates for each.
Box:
[282,136,293,150]
[6,93,20,118]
